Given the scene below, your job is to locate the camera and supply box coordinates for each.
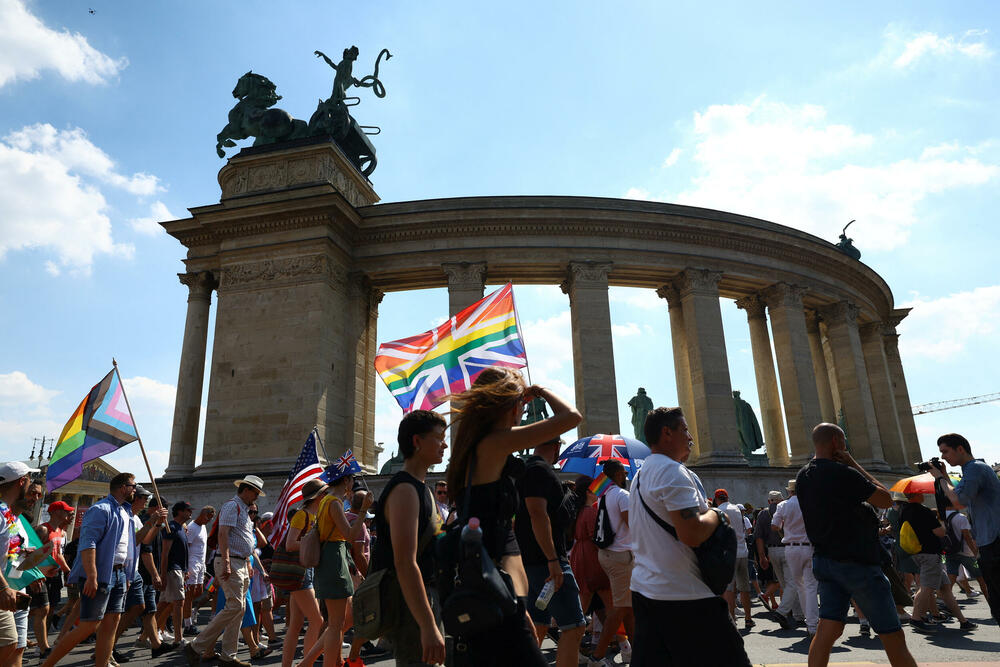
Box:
[916,457,945,474]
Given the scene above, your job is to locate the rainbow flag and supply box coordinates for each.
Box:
[375,283,527,412]
[47,368,138,491]
[588,473,613,499]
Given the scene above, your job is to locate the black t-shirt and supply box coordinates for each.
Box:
[515,455,573,565]
[796,458,880,565]
[162,519,188,571]
[900,502,942,554]
[139,522,162,584]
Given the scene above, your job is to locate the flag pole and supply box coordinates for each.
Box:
[112,359,163,511]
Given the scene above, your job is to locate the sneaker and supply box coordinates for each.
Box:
[959,620,978,631]
[619,641,632,663]
[112,649,129,663]
[344,658,366,667]
[185,625,200,637]
[966,589,981,598]
[359,641,388,658]
[768,610,794,630]
[744,618,755,629]
[859,620,870,638]
[910,619,939,634]
[183,642,203,666]
[153,642,179,658]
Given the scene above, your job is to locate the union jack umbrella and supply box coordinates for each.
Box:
[557,433,650,480]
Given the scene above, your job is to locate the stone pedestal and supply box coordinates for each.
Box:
[735,295,788,466]
[562,262,620,436]
[820,302,888,470]
[677,269,743,465]
[165,272,217,478]
[763,284,823,466]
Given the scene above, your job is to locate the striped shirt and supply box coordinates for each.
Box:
[219,495,255,559]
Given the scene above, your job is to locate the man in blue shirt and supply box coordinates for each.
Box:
[931,433,1000,623]
[42,472,145,667]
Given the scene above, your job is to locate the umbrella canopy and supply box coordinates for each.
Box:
[557,433,651,480]
[889,472,962,495]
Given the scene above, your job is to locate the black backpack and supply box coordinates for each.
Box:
[592,494,616,549]
[941,512,963,556]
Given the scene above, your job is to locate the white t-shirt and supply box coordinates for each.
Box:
[629,453,714,601]
[717,501,749,558]
[603,484,632,552]
[114,506,130,565]
[186,522,208,567]
[772,496,808,544]
[946,510,974,557]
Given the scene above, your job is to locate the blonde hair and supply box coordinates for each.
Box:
[446,367,526,502]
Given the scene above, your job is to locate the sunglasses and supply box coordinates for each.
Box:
[436,490,448,496]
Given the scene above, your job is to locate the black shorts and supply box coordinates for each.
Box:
[46,574,63,609]
[28,583,49,610]
[631,592,752,667]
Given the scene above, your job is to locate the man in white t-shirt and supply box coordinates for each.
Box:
[628,407,751,667]
[770,480,818,637]
[944,502,989,597]
[715,489,753,628]
[182,505,214,635]
[590,459,635,666]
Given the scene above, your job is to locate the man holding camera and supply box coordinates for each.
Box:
[931,433,1000,623]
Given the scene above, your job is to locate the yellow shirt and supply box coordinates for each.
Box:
[317,495,348,543]
[289,508,315,534]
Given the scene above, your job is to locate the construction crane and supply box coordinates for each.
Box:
[912,392,1000,416]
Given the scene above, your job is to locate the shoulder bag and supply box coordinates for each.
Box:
[636,474,737,596]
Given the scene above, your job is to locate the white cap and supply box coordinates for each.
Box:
[737,503,746,510]
[0,461,40,484]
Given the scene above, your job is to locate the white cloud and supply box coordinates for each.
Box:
[609,287,663,311]
[612,322,641,337]
[664,98,998,250]
[0,371,59,408]
[898,286,1000,361]
[623,187,650,200]
[520,310,573,380]
[0,0,127,88]
[892,29,992,69]
[0,123,167,273]
[662,148,682,168]
[121,376,176,415]
[129,201,176,236]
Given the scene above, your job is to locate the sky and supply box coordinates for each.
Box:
[1,0,998,483]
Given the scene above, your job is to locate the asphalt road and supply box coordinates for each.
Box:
[37,591,999,666]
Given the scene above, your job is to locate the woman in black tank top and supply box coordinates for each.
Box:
[446,368,582,666]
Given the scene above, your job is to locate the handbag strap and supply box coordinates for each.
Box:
[456,445,478,525]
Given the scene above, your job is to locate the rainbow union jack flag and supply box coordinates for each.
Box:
[374,283,528,412]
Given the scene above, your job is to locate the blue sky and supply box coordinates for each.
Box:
[1,0,998,480]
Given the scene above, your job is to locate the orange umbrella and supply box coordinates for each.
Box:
[889,472,962,495]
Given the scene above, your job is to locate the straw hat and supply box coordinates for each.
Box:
[234,474,266,496]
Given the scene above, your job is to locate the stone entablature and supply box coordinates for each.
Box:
[159,142,919,481]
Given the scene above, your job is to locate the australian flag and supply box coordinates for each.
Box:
[321,449,362,483]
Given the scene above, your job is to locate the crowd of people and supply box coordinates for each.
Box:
[0,368,997,666]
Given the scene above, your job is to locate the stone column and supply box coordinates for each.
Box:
[805,312,837,423]
[763,284,824,465]
[860,321,908,470]
[676,269,743,465]
[735,294,789,466]
[165,271,217,478]
[561,262,620,436]
[65,493,80,541]
[443,262,487,316]
[657,285,700,461]
[345,274,384,473]
[818,302,888,469]
[884,309,919,470]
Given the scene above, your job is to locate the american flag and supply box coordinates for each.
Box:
[269,428,326,548]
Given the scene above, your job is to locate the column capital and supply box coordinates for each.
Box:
[762,282,808,309]
[442,262,487,291]
[178,271,218,301]
[565,261,613,290]
[886,307,912,333]
[818,300,860,325]
[804,309,822,334]
[348,272,386,312]
[676,268,722,298]
[859,320,893,339]
[656,284,682,308]
[735,294,767,320]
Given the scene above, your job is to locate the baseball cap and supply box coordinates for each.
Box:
[0,461,40,484]
[172,501,193,514]
[47,500,75,513]
[260,512,273,522]
[135,485,153,498]
[736,503,746,511]
[713,488,728,501]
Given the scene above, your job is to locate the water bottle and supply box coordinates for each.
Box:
[460,517,483,560]
[535,579,556,610]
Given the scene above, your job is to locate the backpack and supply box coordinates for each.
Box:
[206,513,221,551]
[899,521,922,555]
[592,494,615,549]
[940,512,963,556]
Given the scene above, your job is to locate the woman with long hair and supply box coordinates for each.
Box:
[446,367,581,665]
[313,470,372,667]
[282,480,329,667]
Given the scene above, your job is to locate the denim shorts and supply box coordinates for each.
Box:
[945,553,982,578]
[79,566,128,622]
[525,559,585,630]
[812,555,901,635]
[142,582,158,616]
[13,609,27,649]
[298,566,315,591]
[124,573,145,610]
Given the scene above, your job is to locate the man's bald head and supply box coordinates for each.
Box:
[812,423,846,455]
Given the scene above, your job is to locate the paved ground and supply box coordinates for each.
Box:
[31,592,1000,666]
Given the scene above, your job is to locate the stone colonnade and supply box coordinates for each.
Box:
[164,261,919,476]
